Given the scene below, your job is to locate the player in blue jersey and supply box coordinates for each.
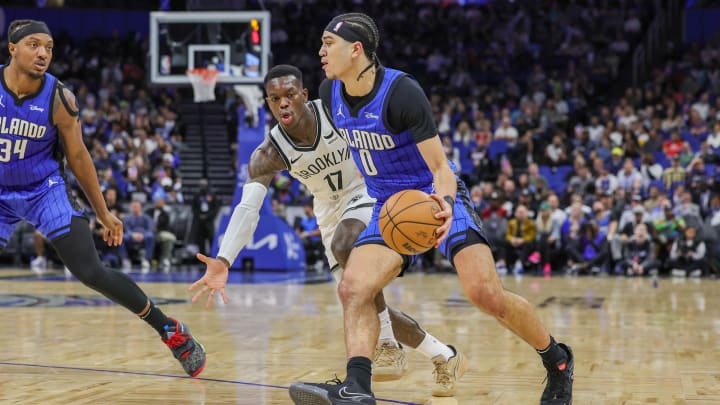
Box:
[0,19,205,377]
[190,64,465,392]
[289,13,573,405]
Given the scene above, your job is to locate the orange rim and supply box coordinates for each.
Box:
[187,68,220,82]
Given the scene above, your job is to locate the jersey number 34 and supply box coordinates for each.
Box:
[0,138,28,162]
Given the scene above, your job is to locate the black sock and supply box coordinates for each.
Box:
[537,336,568,371]
[346,356,372,392]
[140,301,171,336]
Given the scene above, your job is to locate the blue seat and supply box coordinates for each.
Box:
[648,179,665,193]
[539,165,553,180]
[488,140,508,160]
[554,165,573,180]
[539,165,572,195]
[706,163,716,177]
[653,151,670,168]
[682,131,702,152]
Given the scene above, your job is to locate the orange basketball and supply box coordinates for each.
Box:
[379,189,444,255]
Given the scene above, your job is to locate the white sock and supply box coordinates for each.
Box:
[416,332,454,361]
[378,308,399,346]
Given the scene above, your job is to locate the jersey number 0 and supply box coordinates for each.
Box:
[359,150,378,176]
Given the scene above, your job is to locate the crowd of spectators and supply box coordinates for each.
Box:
[448,30,720,278]
[263,1,720,277]
[6,1,720,277]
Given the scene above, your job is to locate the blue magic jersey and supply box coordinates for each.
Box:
[330,68,453,203]
[330,68,486,259]
[0,65,61,189]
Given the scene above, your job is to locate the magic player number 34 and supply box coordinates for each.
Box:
[0,138,28,162]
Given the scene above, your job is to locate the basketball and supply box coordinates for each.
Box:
[379,189,444,255]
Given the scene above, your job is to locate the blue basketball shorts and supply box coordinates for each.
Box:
[0,175,85,248]
[355,179,489,264]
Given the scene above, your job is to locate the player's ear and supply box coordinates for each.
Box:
[302,87,309,101]
[352,41,364,58]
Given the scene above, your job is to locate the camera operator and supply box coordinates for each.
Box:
[668,226,706,277]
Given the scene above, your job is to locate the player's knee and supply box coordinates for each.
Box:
[466,284,507,319]
[337,272,375,306]
[71,262,105,287]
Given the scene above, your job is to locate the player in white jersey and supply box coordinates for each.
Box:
[190,65,467,395]
[266,96,374,273]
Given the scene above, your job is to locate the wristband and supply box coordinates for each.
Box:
[443,195,455,208]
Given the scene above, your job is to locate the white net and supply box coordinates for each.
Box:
[187,68,219,102]
[233,84,265,127]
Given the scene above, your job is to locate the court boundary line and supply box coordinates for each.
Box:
[0,361,421,404]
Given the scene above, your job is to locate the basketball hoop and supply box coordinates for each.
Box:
[187,68,220,103]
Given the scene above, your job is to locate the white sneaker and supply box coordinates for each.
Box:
[689,269,702,278]
[671,268,686,278]
[141,259,150,273]
[372,339,408,381]
[30,256,47,274]
[512,261,524,275]
[431,345,469,397]
[121,259,132,272]
[161,258,171,273]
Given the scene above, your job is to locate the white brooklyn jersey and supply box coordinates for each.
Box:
[268,99,371,222]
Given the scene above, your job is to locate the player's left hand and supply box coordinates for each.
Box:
[429,194,453,247]
[189,253,230,309]
[96,211,124,247]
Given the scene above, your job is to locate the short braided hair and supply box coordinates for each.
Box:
[328,13,381,79]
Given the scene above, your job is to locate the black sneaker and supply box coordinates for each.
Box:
[289,377,376,405]
[541,343,574,405]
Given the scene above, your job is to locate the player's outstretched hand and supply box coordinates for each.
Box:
[96,211,124,247]
[189,253,230,309]
[429,193,453,247]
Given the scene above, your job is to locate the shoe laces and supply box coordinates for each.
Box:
[374,342,399,367]
[163,325,188,349]
[324,375,343,385]
[432,358,452,386]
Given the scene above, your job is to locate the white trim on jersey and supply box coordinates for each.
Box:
[268,99,368,209]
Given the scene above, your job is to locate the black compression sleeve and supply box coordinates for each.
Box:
[50,216,149,313]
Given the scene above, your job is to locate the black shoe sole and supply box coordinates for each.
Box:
[289,384,333,405]
[288,383,376,405]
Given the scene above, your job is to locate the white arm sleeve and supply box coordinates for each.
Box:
[217,182,268,265]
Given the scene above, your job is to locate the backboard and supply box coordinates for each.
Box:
[149,11,271,85]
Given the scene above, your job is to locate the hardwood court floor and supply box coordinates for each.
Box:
[0,269,718,404]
